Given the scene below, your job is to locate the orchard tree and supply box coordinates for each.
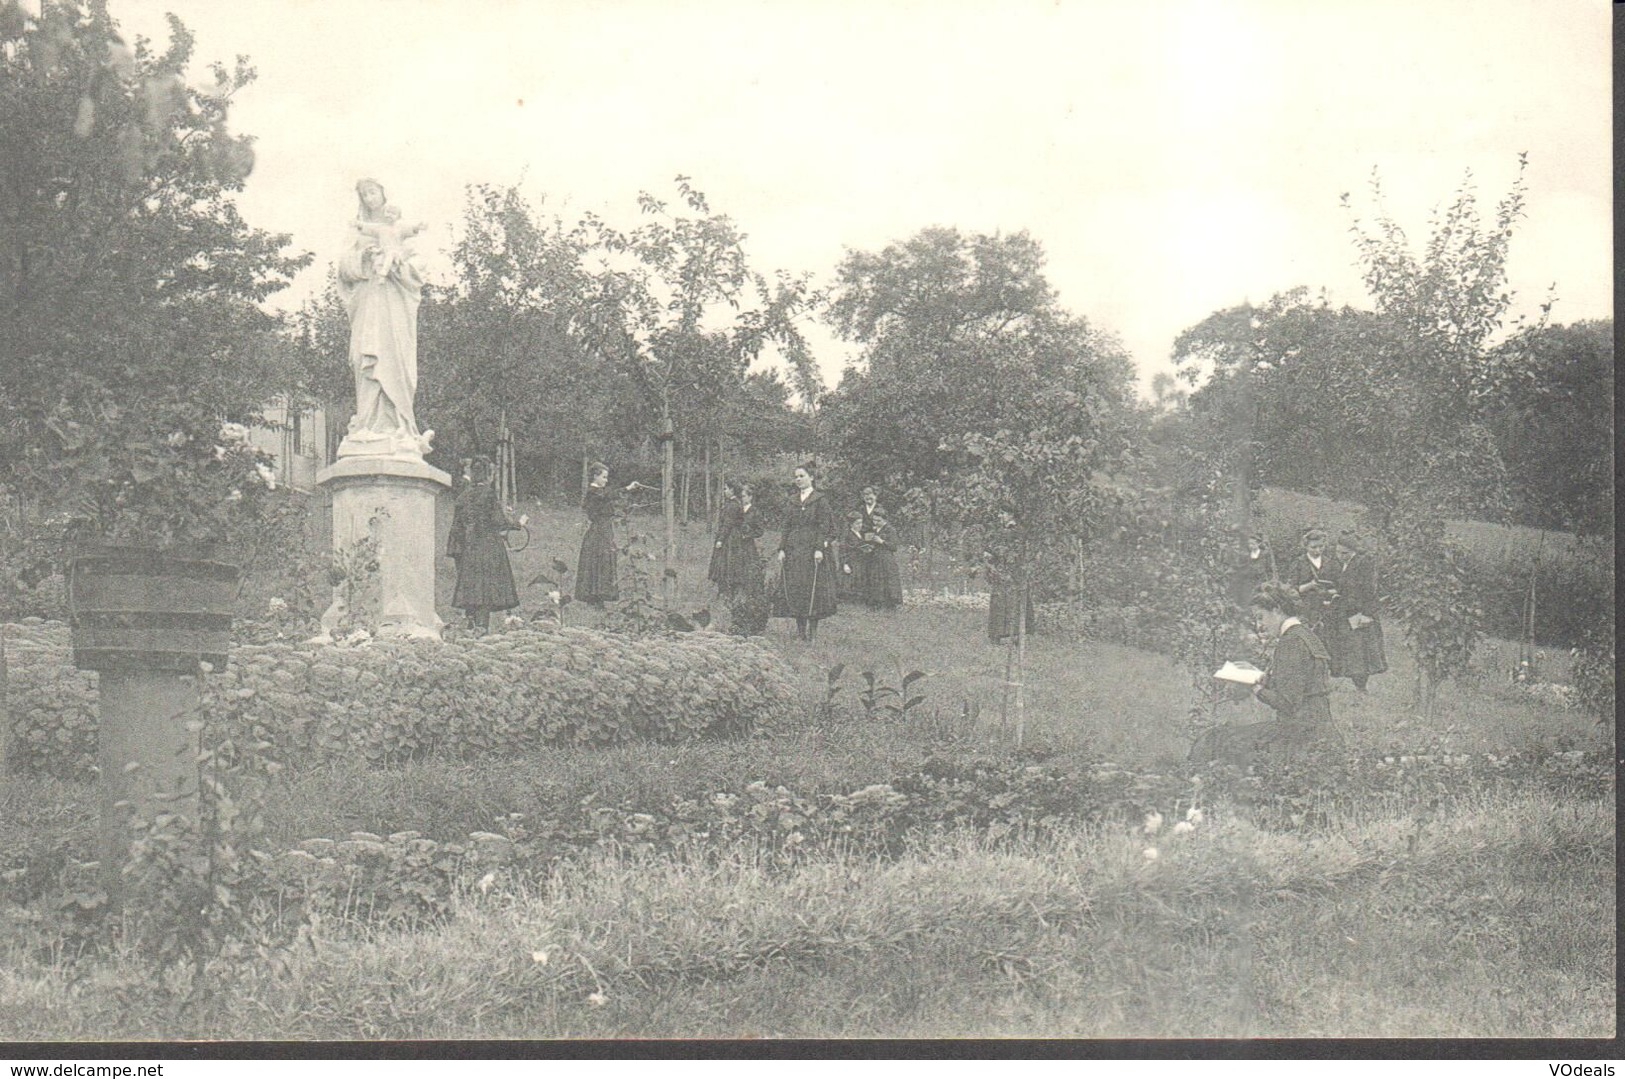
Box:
[1340,158,1542,712]
[1483,318,1613,535]
[822,227,1068,495]
[578,178,818,597]
[937,333,1132,741]
[421,182,642,490]
[0,0,309,535]
[1170,158,1545,713]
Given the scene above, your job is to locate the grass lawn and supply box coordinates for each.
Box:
[0,499,1612,1041]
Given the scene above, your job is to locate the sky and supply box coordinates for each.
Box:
[95,0,1612,396]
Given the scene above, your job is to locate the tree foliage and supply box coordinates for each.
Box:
[822,227,1134,499]
[0,0,308,535]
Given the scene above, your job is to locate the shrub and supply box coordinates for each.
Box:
[4,622,797,779]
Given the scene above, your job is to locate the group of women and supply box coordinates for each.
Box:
[446,459,903,639]
[706,466,902,640]
[1244,526,1388,745]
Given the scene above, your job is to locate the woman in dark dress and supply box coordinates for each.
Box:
[576,462,623,606]
[772,462,839,640]
[708,480,764,600]
[855,486,903,610]
[447,458,519,634]
[1287,527,1341,651]
[1330,531,1387,691]
[986,555,1037,645]
[1250,582,1338,751]
[839,511,868,600]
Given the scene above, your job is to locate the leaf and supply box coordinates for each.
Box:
[901,670,927,690]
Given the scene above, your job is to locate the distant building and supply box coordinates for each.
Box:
[250,398,334,492]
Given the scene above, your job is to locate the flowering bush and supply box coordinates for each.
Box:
[79,418,281,550]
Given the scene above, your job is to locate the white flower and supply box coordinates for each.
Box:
[531,950,549,965]
[1143,810,1163,835]
[1255,360,1273,372]
[218,421,250,444]
[1173,821,1194,835]
[226,488,243,503]
[548,590,562,605]
[1186,807,1203,825]
[1143,847,1159,860]
[254,461,278,490]
[587,991,607,1007]
[213,445,227,461]
[165,431,189,447]
[503,615,523,627]
[267,596,288,613]
[477,871,495,894]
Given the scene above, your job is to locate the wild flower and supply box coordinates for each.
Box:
[1143,847,1159,860]
[1173,820,1194,835]
[587,991,607,1007]
[531,950,549,965]
[1186,806,1203,825]
[1143,810,1163,835]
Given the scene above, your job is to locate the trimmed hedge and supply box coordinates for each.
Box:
[2,621,797,779]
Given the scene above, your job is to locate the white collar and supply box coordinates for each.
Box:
[1306,554,1321,568]
[799,488,813,501]
[1281,617,1303,633]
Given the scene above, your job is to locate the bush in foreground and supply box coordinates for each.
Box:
[3,621,797,778]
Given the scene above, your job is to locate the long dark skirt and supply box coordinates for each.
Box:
[1330,620,1388,679]
[862,549,903,609]
[452,541,518,612]
[710,537,762,596]
[772,553,838,619]
[987,584,1036,643]
[576,522,619,603]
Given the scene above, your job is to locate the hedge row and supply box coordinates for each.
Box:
[2,620,798,779]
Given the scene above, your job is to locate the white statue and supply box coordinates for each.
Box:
[336,178,434,458]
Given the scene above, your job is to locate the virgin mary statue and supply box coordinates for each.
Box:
[336,178,434,458]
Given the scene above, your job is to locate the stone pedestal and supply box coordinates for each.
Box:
[97,668,201,897]
[316,456,451,640]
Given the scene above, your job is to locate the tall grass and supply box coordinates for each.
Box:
[0,787,1609,1040]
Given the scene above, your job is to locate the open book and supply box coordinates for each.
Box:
[1213,660,1265,686]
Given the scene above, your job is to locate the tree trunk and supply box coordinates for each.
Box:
[661,405,675,610]
[1015,571,1028,751]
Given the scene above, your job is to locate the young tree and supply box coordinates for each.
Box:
[582,178,818,597]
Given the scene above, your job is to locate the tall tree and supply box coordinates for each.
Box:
[822,227,1083,495]
[0,0,309,527]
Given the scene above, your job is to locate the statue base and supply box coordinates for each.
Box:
[316,456,451,641]
[336,427,435,461]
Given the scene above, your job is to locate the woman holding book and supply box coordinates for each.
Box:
[1249,582,1337,748]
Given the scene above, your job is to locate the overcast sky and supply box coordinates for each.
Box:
[101,0,1612,394]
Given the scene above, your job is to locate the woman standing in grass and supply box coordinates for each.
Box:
[1250,583,1338,751]
[855,486,903,610]
[773,462,839,640]
[576,462,623,607]
[1288,526,1340,642]
[447,458,519,634]
[709,480,764,600]
[1330,531,1387,691]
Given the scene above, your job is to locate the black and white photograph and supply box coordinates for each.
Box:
[0,0,1613,1051]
